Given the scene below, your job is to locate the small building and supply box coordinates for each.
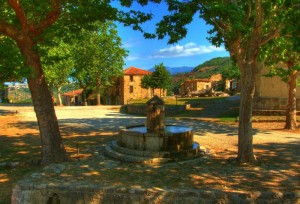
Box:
[179,74,222,97]
[62,89,83,106]
[103,67,165,105]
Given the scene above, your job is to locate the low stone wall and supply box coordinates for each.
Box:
[126,104,190,116]
[253,97,300,116]
[12,185,299,204]
[253,97,300,110]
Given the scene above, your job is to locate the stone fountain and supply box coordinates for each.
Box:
[105,95,201,163]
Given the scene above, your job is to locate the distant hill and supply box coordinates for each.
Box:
[192,57,234,79]
[149,66,194,75]
[193,57,232,72]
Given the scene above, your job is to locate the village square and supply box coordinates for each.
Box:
[0,1,299,204]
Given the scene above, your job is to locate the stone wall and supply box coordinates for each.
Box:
[253,97,300,116]
[254,63,300,112]
[179,80,211,96]
[104,75,166,105]
[126,104,190,116]
[12,185,299,204]
[253,97,299,110]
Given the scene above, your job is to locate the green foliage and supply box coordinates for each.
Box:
[39,38,74,93]
[260,34,300,83]
[0,0,159,85]
[221,64,240,80]
[141,63,171,91]
[0,36,30,83]
[193,57,232,72]
[6,87,32,104]
[141,74,152,89]
[71,21,128,91]
[193,57,239,80]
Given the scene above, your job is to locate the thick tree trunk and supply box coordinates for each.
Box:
[285,66,298,129]
[17,39,67,165]
[237,62,256,163]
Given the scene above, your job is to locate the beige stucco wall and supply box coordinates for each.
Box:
[253,63,300,110]
[255,63,300,98]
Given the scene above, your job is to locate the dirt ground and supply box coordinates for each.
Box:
[0,105,299,203]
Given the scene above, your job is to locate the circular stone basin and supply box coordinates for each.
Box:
[119,125,194,153]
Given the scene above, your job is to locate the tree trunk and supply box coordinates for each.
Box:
[82,88,88,106]
[234,42,258,163]
[17,39,67,165]
[285,64,298,129]
[57,86,63,106]
[96,79,101,105]
[237,63,256,163]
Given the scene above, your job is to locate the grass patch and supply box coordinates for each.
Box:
[174,97,239,120]
[128,96,240,121]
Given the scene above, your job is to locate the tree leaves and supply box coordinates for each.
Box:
[71,21,128,91]
[141,63,171,91]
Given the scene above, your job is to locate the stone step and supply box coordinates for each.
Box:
[110,140,171,158]
[104,142,171,164]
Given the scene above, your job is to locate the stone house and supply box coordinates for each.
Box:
[103,67,165,105]
[179,74,222,97]
[253,63,300,112]
[62,89,83,106]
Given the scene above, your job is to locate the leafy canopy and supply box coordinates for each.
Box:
[0,0,161,83]
[141,63,171,90]
[71,21,127,90]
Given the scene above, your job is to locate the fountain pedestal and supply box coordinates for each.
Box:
[146,95,165,132]
[105,95,202,163]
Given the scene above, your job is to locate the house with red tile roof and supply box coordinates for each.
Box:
[62,89,83,105]
[103,66,165,105]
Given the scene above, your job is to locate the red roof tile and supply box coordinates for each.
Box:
[62,89,83,97]
[124,67,151,75]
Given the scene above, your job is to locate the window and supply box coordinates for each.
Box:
[129,86,133,93]
[130,75,133,81]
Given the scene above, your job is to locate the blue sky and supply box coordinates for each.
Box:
[113,1,229,70]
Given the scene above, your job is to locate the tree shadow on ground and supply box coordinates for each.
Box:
[1,109,299,203]
[174,97,240,119]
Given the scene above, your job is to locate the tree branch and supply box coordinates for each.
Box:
[260,28,281,45]
[254,0,263,36]
[33,0,61,36]
[210,17,226,36]
[0,21,21,40]
[243,0,252,24]
[8,0,29,31]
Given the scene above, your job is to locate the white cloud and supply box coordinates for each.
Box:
[122,38,141,48]
[126,55,139,61]
[151,43,225,58]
